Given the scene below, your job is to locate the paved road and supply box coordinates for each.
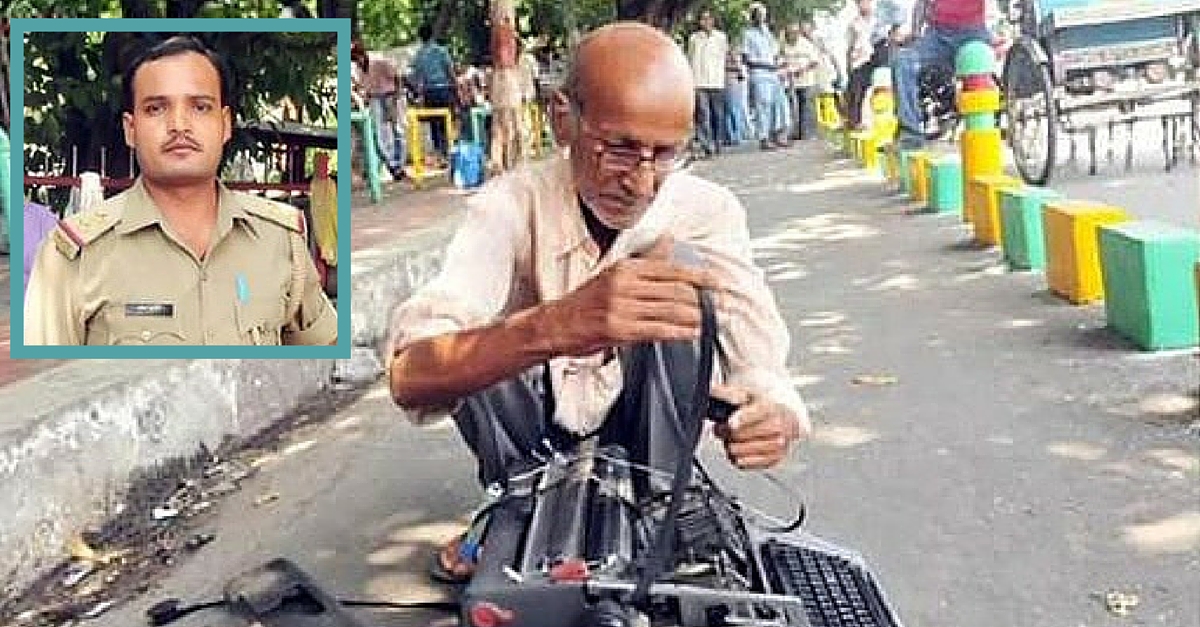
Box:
[52,141,1199,627]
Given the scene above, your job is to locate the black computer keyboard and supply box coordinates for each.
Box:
[761,540,898,627]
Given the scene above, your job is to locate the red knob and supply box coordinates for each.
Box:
[549,557,590,582]
[962,74,995,91]
[470,601,516,627]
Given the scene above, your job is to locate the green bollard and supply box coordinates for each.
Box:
[349,110,382,204]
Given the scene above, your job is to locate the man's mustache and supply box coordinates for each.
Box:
[162,134,201,152]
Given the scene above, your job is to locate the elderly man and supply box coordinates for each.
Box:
[387,21,810,583]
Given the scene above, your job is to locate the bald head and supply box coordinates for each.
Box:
[550,22,696,235]
[563,22,694,119]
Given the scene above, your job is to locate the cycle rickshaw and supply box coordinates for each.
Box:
[1001,0,1200,184]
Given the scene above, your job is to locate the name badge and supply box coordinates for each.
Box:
[125,303,175,317]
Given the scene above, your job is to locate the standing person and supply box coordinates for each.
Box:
[409,24,456,162]
[365,49,407,180]
[781,21,821,141]
[843,0,877,130]
[741,2,787,149]
[489,3,524,172]
[687,9,728,158]
[387,22,810,583]
[892,0,992,149]
[25,36,337,346]
[723,48,749,145]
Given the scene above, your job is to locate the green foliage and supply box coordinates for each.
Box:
[696,0,845,44]
[353,0,843,65]
[359,0,423,49]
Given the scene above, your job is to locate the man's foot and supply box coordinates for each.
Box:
[429,533,476,584]
[760,139,774,150]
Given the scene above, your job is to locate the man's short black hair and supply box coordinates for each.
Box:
[123,35,232,113]
[418,24,434,41]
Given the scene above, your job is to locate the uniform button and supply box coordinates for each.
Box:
[140,330,152,342]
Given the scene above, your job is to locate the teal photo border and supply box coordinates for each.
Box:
[8,18,353,359]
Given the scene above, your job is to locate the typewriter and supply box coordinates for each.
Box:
[458,443,905,627]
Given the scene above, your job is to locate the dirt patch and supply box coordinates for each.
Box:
[0,382,372,626]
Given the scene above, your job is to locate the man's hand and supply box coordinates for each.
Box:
[710,383,807,470]
[542,235,722,358]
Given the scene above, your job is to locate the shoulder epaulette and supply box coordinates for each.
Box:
[52,208,120,260]
[241,194,306,235]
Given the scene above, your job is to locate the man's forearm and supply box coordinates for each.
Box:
[389,304,559,409]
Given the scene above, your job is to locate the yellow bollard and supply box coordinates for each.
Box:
[909,151,933,204]
[1043,200,1130,304]
[967,174,1023,244]
[406,107,457,189]
[867,67,897,149]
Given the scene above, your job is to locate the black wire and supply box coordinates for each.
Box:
[631,287,718,608]
[692,460,808,533]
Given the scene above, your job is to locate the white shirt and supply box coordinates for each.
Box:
[388,155,808,434]
[846,14,875,70]
[781,35,821,88]
[688,28,730,90]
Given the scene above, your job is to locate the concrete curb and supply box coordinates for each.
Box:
[0,211,462,597]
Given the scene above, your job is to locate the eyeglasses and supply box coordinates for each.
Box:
[573,111,689,176]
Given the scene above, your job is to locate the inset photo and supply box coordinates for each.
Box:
[9,18,351,357]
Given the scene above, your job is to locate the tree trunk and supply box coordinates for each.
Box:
[120,0,158,19]
[430,0,458,41]
[615,0,694,29]
[318,0,359,36]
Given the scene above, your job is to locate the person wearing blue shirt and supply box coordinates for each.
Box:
[409,24,456,160]
[741,3,787,149]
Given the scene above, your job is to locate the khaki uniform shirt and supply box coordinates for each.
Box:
[388,156,808,434]
[24,179,338,346]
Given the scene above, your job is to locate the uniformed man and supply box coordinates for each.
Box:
[24,35,337,346]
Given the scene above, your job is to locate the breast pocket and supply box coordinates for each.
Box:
[102,303,188,345]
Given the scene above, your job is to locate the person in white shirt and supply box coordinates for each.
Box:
[843,0,877,129]
[388,22,810,584]
[687,9,729,157]
[780,21,822,140]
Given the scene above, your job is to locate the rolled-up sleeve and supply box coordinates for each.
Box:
[385,181,524,422]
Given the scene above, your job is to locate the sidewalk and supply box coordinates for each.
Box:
[0,179,469,387]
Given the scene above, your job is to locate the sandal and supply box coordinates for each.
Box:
[428,533,476,585]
